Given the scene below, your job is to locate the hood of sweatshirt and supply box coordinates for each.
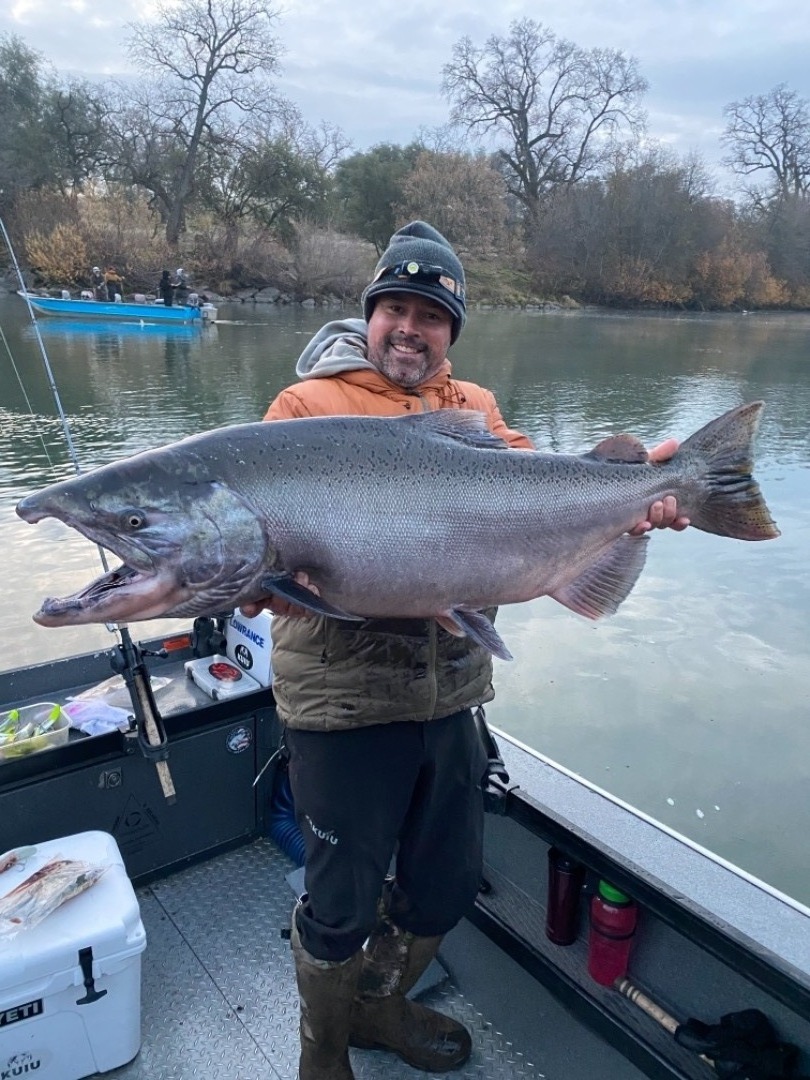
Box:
[296,318,376,379]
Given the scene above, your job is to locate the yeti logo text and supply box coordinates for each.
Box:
[305,815,339,845]
[0,1000,42,1026]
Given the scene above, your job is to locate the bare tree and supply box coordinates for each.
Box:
[398,151,510,255]
[123,0,284,247]
[442,19,647,226]
[722,84,810,204]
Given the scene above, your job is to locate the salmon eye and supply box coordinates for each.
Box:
[122,510,146,530]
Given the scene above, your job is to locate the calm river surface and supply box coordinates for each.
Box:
[1,294,808,901]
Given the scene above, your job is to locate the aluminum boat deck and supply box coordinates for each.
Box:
[3,638,810,1080]
[112,836,648,1080]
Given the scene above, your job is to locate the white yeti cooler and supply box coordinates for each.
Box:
[0,831,146,1080]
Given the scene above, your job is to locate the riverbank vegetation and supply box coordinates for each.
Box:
[1,5,808,311]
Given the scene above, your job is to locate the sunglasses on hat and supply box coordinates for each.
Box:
[372,260,465,302]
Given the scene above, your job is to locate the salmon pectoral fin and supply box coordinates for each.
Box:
[437,610,514,662]
[259,573,363,621]
[551,534,649,620]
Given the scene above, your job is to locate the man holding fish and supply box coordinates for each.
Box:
[17,219,777,1077]
[243,222,689,1079]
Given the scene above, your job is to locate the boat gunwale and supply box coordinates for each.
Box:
[493,731,810,1022]
[17,290,203,324]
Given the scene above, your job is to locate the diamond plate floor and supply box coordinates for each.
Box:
[107,838,547,1080]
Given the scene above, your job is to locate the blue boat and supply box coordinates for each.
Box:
[18,291,215,325]
[29,318,211,339]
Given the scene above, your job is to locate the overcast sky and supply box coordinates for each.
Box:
[3,0,807,193]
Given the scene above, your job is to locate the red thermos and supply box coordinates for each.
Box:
[587,880,638,986]
[545,848,586,945]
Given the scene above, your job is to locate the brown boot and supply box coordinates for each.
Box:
[291,903,363,1080]
[350,917,472,1072]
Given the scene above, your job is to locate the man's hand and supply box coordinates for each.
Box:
[629,439,691,535]
[239,572,320,620]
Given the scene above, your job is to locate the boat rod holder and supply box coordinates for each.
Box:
[474,707,515,815]
[108,629,177,804]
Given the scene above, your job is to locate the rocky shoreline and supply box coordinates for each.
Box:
[3,271,583,315]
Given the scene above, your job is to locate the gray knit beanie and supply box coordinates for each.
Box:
[361,221,467,344]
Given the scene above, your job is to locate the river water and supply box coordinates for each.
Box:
[1,295,808,901]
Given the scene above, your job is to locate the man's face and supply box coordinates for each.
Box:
[366,292,454,388]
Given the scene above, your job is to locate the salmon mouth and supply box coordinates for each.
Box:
[33,564,153,626]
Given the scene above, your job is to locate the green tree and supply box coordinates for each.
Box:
[42,78,109,195]
[442,19,647,227]
[333,143,423,253]
[199,132,330,253]
[0,35,50,214]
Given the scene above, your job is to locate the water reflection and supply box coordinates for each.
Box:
[1,296,809,901]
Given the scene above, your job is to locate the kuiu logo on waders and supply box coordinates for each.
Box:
[305,815,339,845]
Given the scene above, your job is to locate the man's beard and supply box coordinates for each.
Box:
[370,336,435,388]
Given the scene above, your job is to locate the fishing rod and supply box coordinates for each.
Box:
[1,216,176,803]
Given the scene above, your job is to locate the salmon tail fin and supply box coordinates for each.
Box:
[677,401,780,541]
[552,534,649,619]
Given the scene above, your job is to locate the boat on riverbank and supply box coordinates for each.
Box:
[1,621,808,1080]
[17,291,216,325]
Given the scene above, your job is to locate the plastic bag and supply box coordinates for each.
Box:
[62,699,132,736]
[69,673,170,710]
[0,856,107,939]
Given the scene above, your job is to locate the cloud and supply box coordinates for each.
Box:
[1,0,808,168]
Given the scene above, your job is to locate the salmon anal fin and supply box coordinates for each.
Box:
[437,609,514,661]
[435,614,466,638]
[259,574,363,620]
[551,534,649,619]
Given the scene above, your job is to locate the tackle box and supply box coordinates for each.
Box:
[0,704,69,762]
[0,830,145,1079]
[184,654,263,700]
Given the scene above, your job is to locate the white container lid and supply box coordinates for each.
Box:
[0,831,145,992]
[185,655,263,699]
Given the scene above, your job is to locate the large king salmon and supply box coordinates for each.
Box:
[16,402,779,659]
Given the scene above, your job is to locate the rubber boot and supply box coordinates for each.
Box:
[350,914,472,1072]
[291,903,363,1080]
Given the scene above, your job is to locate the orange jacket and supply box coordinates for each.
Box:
[264,361,534,450]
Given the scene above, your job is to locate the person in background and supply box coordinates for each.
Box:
[91,266,105,301]
[244,221,689,1080]
[173,267,189,304]
[158,270,174,307]
[104,266,124,302]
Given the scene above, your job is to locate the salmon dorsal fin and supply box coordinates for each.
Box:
[408,409,509,450]
[585,434,649,464]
